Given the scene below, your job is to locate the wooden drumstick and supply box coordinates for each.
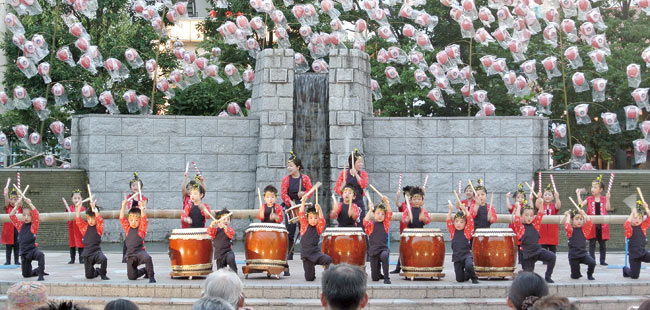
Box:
[302,182,322,200]
[87,184,93,202]
[638,187,647,205]
[315,187,319,205]
[568,196,582,211]
[467,179,478,197]
[136,181,142,202]
[405,192,413,221]
[524,182,539,198]
[331,193,338,210]
[12,184,28,200]
[368,184,384,198]
[453,190,463,206]
[489,192,494,212]
[365,190,374,213]
[62,197,71,213]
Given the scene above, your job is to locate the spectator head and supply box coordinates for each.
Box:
[36,301,90,310]
[532,296,578,310]
[321,263,369,310]
[104,299,139,310]
[193,297,234,310]
[508,272,549,310]
[638,299,650,310]
[8,281,48,310]
[202,269,245,309]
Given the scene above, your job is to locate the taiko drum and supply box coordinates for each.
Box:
[168,228,214,277]
[472,228,517,277]
[399,228,445,273]
[244,223,288,269]
[321,227,367,266]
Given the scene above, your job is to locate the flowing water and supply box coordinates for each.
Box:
[293,73,331,214]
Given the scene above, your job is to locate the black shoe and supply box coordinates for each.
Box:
[101,274,110,280]
[15,261,19,265]
[390,268,400,274]
[383,278,391,284]
[379,274,384,280]
[545,277,554,283]
[140,268,149,279]
[149,277,156,283]
[284,270,290,276]
[4,262,9,265]
[43,272,49,276]
[570,275,581,280]
[68,260,75,264]
[37,275,44,281]
[79,258,84,264]
[471,278,479,284]
[588,275,595,280]
[623,270,630,278]
[600,262,608,266]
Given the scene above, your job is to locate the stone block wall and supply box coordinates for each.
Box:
[71,114,259,241]
[251,49,295,192]
[360,116,548,234]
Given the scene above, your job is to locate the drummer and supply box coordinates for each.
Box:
[181,177,212,228]
[334,149,368,225]
[471,179,497,229]
[207,208,236,273]
[330,183,361,227]
[181,169,207,228]
[258,185,283,224]
[280,152,313,261]
[393,186,430,274]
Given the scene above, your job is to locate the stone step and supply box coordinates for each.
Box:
[4,280,650,300]
[0,295,645,310]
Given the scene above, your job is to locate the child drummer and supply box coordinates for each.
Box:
[446,201,478,284]
[76,199,109,280]
[513,197,556,283]
[623,200,650,279]
[393,186,430,274]
[9,193,47,281]
[363,194,392,284]
[208,209,236,273]
[562,207,595,280]
[181,177,212,228]
[258,185,283,224]
[330,183,361,227]
[298,195,331,281]
[119,198,156,283]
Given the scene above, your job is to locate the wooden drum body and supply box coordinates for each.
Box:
[321,227,366,267]
[399,228,445,280]
[169,228,214,278]
[286,205,301,224]
[243,223,288,278]
[472,228,517,278]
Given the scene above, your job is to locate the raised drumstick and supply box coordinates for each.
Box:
[368,184,384,198]
[257,187,263,206]
[5,178,10,189]
[568,196,582,211]
[607,173,615,196]
[550,174,558,193]
[302,182,322,199]
[62,197,72,212]
[467,179,478,197]
[638,187,647,205]
[87,184,93,201]
[525,182,539,198]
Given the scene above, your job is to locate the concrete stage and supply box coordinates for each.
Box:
[0,251,648,309]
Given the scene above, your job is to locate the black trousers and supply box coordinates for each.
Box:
[623,251,650,279]
[569,255,596,279]
[589,228,607,264]
[5,228,19,264]
[285,220,299,260]
[453,256,476,282]
[541,245,557,254]
[302,253,332,281]
[126,251,154,280]
[84,251,108,279]
[21,249,45,278]
[521,249,556,279]
[216,250,237,273]
[369,250,389,281]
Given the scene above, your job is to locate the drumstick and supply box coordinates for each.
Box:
[458,180,462,196]
[397,173,402,192]
[568,196,582,211]
[298,176,302,196]
[12,184,27,200]
[467,179,478,197]
[315,187,319,205]
[185,162,189,174]
[16,172,20,190]
[302,182,322,200]
[192,161,201,178]
[453,190,463,205]
[5,178,10,189]
[205,206,218,222]
[550,174,558,193]
[638,187,647,205]
[607,173,615,196]
[62,197,71,212]
[489,192,494,215]
[136,181,142,202]
[538,172,542,193]
[87,184,93,202]
[257,187,263,207]
[332,193,338,211]
[215,212,232,223]
[423,174,429,189]
[368,184,384,198]
[405,192,413,221]
[365,190,374,212]
[524,182,539,198]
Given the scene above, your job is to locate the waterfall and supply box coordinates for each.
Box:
[293,73,331,214]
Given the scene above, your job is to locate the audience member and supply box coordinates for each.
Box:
[508,272,549,310]
[193,297,235,310]
[637,299,650,310]
[7,281,48,310]
[321,263,369,310]
[36,301,90,310]
[532,296,579,310]
[104,299,139,310]
[202,269,246,309]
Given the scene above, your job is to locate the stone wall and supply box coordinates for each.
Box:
[360,116,548,234]
[71,114,259,241]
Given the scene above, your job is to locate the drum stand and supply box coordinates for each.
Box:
[242,265,285,279]
[400,268,445,281]
[475,268,515,279]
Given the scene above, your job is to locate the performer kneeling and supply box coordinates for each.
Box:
[513,200,556,283]
[10,197,46,281]
[208,208,237,273]
[363,195,392,284]
[76,200,109,280]
[298,197,330,281]
[446,201,478,284]
[562,208,595,280]
[119,200,155,283]
[623,200,650,279]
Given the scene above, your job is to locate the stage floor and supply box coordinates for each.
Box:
[0,250,645,286]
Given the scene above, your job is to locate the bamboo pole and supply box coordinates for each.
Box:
[0,210,630,225]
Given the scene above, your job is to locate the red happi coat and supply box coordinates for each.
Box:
[538,202,559,246]
[585,196,610,240]
[67,204,86,248]
[1,204,21,245]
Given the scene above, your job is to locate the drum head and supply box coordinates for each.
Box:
[322,227,365,236]
[473,228,515,237]
[401,228,443,237]
[169,228,210,240]
[246,223,288,233]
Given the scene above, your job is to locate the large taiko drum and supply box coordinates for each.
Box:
[243,223,288,277]
[399,228,445,279]
[472,228,517,278]
[169,228,214,278]
[321,227,366,266]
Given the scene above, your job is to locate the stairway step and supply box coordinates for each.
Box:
[0,295,646,310]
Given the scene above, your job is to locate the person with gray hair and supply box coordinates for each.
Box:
[193,297,234,310]
[321,263,369,310]
[202,268,245,309]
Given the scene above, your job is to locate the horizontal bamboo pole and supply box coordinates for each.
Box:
[0,210,629,225]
